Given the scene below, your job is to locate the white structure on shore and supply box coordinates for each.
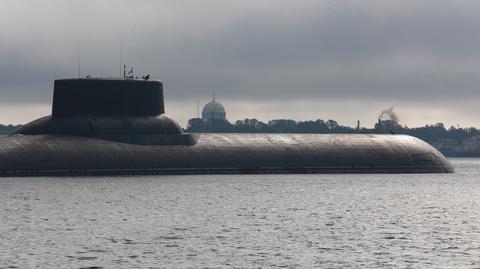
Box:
[202,93,226,122]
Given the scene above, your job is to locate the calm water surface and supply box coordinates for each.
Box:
[1,158,479,268]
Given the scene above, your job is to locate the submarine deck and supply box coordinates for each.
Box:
[0,133,453,176]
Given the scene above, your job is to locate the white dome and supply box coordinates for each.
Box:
[202,100,226,121]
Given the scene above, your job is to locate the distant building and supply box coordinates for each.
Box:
[202,94,227,122]
[375,119,399,131]
[374,107,400,132]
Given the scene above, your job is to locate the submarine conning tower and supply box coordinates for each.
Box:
[14,77,197,145]
[52,78,165,117]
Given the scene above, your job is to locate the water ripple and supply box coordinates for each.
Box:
[0,158,479,268]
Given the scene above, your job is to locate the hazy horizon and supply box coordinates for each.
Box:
[1,1,480,128]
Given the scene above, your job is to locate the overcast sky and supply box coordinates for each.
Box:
[1,0,480,128]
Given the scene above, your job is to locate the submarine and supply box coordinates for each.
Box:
[0,77,453,176]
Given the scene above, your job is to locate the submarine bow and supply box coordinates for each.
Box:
[0,77,453,176]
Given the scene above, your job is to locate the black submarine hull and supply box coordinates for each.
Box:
[0,77,453,176]
[0,133,453,176]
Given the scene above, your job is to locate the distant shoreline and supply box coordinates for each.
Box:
[4,118,480,158]
[0,132,476,158]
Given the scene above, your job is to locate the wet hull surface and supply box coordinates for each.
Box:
[0,134,453,176]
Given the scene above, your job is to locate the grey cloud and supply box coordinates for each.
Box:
[1,0,480,125]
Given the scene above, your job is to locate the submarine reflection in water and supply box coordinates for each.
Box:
[0,78,453,176]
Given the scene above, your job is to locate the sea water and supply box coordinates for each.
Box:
[0,158,479,268]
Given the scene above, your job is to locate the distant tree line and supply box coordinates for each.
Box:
[0,119,478,148]
[185,118,480,145]
[187,118,354,133]
[0,124,21,134]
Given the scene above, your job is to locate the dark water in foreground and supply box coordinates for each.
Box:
[1,159,479,268]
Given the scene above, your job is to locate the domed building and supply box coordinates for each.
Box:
[202,94,227,122]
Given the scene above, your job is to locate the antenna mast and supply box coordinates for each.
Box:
[77,47,80,78]
[197,99,200,118]
[119,39,122,77]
